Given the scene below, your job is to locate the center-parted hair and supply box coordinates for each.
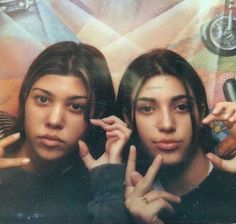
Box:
[15,41,115,157]
[116,48,217,156]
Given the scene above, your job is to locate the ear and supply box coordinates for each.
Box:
[122,107,132,128]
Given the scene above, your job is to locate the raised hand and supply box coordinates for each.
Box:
[0,133,30,168]
[79,115,131,170]
[202,102,236,131]
[202,102,236,173]
[206,152,236,173]
[125,146,181,224]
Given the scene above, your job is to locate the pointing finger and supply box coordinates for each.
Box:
[90,119,107,129]
[125,146,137,196]
[0,133,20,148]
[0,157,30,169]
[101,116,127,126]
[0,133,21,156]
[135,155,162,195]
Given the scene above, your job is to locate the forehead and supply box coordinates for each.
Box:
[137,75,186,98]
[31,74,88,96]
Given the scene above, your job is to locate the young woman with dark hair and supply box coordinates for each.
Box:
[0,41,128,223]
[115,48,236,224]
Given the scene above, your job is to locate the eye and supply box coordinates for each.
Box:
[70,103,86,113]
[136,105,155,114]
[176,103,190,112]
[36,96,49,104]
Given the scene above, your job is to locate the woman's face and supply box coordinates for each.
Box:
[24,74,88,160]
[134,74,198,166]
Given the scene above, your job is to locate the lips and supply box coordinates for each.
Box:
[37,135,65,147]
[153,139,181,151]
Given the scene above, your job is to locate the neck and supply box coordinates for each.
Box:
[160,148,211,196]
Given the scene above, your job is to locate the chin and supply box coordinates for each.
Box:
[36,150,67,161]
[160,154,185,167]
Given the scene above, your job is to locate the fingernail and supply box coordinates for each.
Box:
[22,158,30,163]
[12,133,20,139]
[212,109,217,114]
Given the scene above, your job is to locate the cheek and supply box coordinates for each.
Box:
[135,117,153,143]
[136,114,155,130]
[67,117,88,141]
[24,103,39,135]
[180,116,193,136]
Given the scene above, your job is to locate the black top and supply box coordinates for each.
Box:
[0,161,92,224]
[0,111,130,224]
[163,168,236,224]
[0,163,130,224]
[89,164,130,224]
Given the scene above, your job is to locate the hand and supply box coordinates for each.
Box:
[79,116,131,170]
[0,133,30,168]
[125,146,181,224]
[202,102,236,131]
[207,152,236,173]
[202,102,236,173]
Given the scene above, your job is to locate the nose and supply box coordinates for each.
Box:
[157,110,176,133]
[46,104,64,130]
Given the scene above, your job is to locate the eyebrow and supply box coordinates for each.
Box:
[136,95,194,103]
[31,88,88,100]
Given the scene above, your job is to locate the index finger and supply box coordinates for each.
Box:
[89,119,107,130]
[0,157,30,169]
[125,145,137,187]
[0,133,20,156]
[102,115,127,126]
[134,155,162,196]
[202,113,217,124]
[0,133,20,148]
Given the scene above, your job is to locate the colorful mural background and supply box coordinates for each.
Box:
[0,0,235,120]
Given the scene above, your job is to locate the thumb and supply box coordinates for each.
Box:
[206,152,236,173]
[78,140,95,170]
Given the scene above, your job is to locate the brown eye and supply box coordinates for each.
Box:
[176,103,190,112]
[70,104,86,113]
[36,96,48,104]
[137,105,155,113]
[143,106,153,112]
